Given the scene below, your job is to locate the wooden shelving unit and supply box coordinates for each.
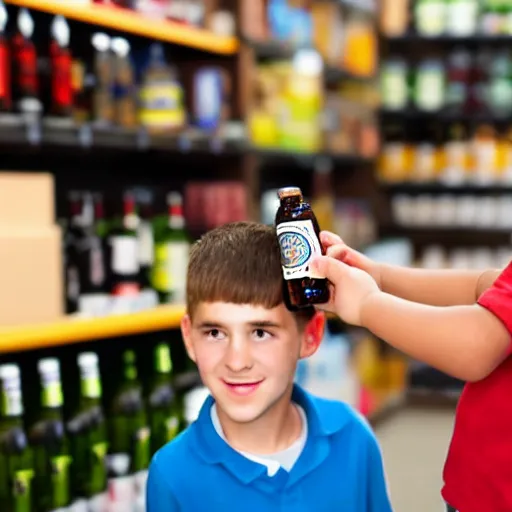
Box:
[5,0,239,54]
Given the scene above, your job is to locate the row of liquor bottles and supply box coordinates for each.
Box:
[0,5,229,132]
[379,121,512,185]
[0,342,192,512]
[64,189,190,316]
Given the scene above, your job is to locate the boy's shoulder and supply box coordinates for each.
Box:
[303,389,375,436]
[152,423,198,470]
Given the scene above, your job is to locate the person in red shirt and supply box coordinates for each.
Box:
[310,230,512,512]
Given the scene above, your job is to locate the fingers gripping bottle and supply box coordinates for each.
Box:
[275,187,330,309]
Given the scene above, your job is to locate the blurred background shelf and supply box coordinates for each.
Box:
[5,0,239,54]
[0,304,185,354]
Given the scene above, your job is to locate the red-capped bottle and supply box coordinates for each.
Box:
[12,8,42,119]
[275,186,330,309]
[0,1,11,112]
[49,15,73,117]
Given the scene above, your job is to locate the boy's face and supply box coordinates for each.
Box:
[181,302,324,425]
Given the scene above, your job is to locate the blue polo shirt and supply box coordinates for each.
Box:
[146,385,392,511]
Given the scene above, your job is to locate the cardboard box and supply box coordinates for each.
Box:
[0,172,55,227]
[0,226,63,326]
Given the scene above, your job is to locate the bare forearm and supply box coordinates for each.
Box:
[379,265,500,306]
[360,292,510,381]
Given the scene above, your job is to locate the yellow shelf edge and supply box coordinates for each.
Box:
[5,0,239,54]
[0,304,186,354]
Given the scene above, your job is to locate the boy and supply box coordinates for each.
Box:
[311,230,512,512]
[146,222,392,511]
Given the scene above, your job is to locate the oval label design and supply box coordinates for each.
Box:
[278,232,312,268]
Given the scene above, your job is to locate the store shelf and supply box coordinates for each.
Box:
[4,0,239,54]
[380,182,512,195]
[386,32,512,45]
[253,146,373,168]
[380,225,512,246]
[379,108,512,123]
[0,304,186,354]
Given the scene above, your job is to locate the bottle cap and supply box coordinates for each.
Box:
[167,192,183,206]
[0,364,20,381]
[277,187,302,199]
[78,352,99,368]
[38,358,60,376]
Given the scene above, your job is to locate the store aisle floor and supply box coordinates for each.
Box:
[375,406,456,512]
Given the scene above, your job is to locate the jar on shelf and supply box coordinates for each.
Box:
[445,0,480,36]
[380,58,409,111]
[414,0,446,36]
[414,59,445,111]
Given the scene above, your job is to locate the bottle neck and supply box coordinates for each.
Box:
[168,203,185,229]
[155,345,172,375]
[40,371,64,409]
[281,195,302,209]
[80,365,102,400]
[123,195,139,231]
[0,377,23,418]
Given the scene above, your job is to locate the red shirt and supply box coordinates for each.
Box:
[442,263,512,512]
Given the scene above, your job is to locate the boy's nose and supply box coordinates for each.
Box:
[224,339,253,372]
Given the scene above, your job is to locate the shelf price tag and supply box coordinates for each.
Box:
[78,124,93,148]
[25,121,41,146]
[210,137,223,154]
[137,127,150,150]
[178,134,191,153]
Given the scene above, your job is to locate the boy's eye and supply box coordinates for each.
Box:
[206,329,225,340]
[253,329,271,341]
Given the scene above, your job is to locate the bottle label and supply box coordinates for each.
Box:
[0,42,11,105]
[110,236,138,275]
[12,468,34,512]
[1,374,23,416]
[276,220,322,280]
[165,415,180,442]
[49,455,72,509]
[133,470,148,512]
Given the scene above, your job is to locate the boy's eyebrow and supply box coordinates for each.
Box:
[195,320,283,329]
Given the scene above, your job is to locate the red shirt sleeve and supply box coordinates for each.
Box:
[478,263,512,342]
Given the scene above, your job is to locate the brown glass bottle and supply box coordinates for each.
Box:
[275,187,330,309]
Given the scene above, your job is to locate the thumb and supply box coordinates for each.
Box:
[310,255,349,282]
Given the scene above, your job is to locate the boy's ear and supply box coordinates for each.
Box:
[181,314,196,363]
[299,311,325,359]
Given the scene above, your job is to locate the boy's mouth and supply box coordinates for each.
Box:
[222,379,264,396]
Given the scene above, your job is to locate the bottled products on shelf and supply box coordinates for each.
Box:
[30,358,72,512]
[151,192,190,305]
[391,193,512,229]
[62,182,249,318]
[419,244,512,269]
[380,0,512,38]
[378,120,512,185]
[381,48,512,116]
[0,342,195,512]
[0,364,34,511]
[0,6,234,138]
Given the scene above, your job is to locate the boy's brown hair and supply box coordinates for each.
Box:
[186,221,315,325]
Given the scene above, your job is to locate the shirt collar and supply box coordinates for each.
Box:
[192,384,350,484]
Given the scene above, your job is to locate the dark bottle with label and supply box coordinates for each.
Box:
[275,186,329,309]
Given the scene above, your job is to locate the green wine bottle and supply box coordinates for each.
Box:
[151,191,190,304]
[0,364,34,512]
[67,352,108,512]
[30,358,72,512]
[148,343,180,456]
[108,350,150,512]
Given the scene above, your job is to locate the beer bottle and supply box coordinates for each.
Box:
[275,186,330,309]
